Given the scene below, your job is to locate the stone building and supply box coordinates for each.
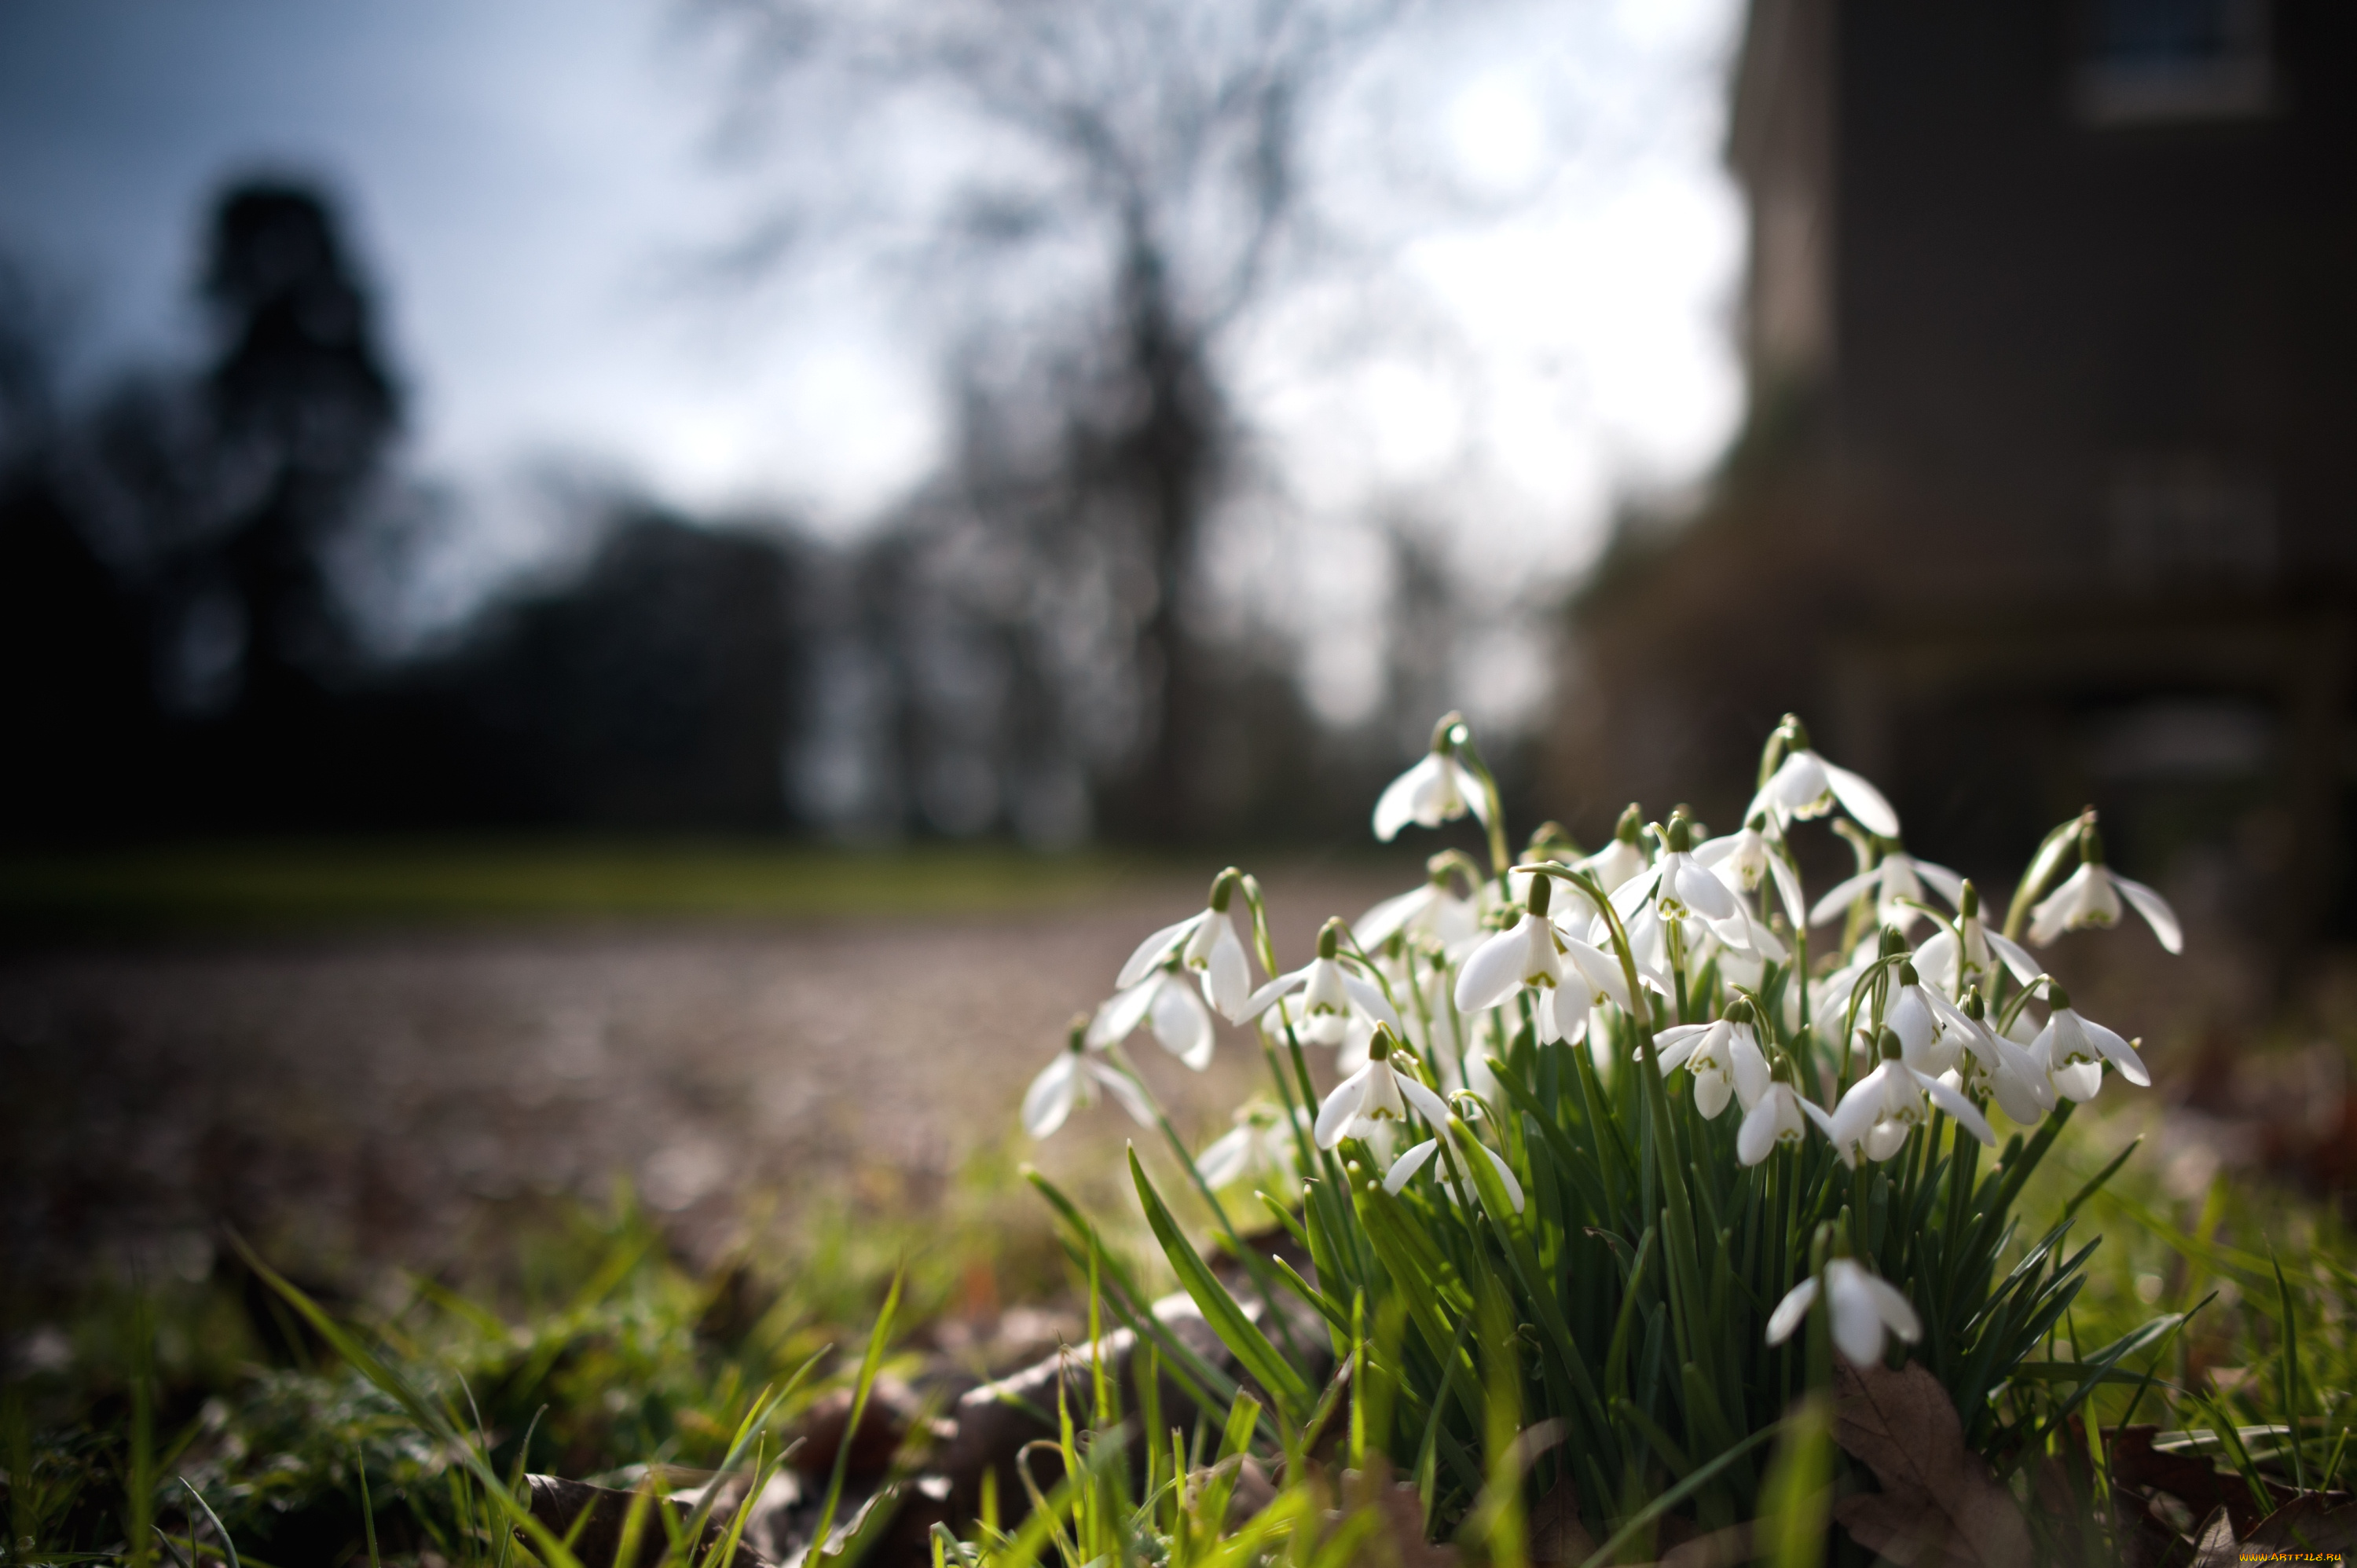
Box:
[1550,0,2357,947]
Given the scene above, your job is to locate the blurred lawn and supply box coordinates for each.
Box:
[0,838,1155,937]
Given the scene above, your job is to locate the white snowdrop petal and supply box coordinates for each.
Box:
[2084,1017,2150,1086]
[2113,874,2183,955]
[1448,759,1493,826]
[1314,1066,1373,1148]
[1860,1273,1923,1343]
[1454,925,1532,1013]
[1829,1269,1889,1364]
[1985,929,2043,984]
[1915,1068,1996,1146]
[1383,1139,1440,1195]
[1397,1073,1454,1127]
[1023,1055,1080,1138]
[1765,1277,1820,1345]
[1342,973,1404,1032]
[1808,869,1879,928]
[1353,887,1430,949]
[1738,1097,1780,1166]
[1914,859,1967,906]
[1118,914,1203,988]
[1152,980,1216,1069]
[1090,1061,1158,1127]
[1819,758,1900,837]
[1090,976,1160,1046]
[1476,1142,1526,1214]
[1372,758,1436,841]
[1196,1127,1252,1187]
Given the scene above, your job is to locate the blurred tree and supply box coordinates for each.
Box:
[712,0,1403,841]
[195,182,401,716]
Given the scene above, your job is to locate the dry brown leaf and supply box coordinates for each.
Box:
[1829,1359,2032,1568]
[1528,1474,1597,1566]
[2242,1493,2357,1554]
[2188,1504,2238,1567]
[1336,1461,1457,1568]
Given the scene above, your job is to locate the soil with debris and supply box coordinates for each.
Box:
[0,866,1398,1301]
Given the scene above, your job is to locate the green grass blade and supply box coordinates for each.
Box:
[1129,1148,1311,1421]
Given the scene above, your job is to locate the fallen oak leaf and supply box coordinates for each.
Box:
[2104,1424,2289,1539]
[1829,1359,2032,1568]
[2239,1493,2357,1555]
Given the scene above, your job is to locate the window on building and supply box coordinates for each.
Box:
[2077,0,2275,125]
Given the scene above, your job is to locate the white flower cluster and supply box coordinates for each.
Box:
[1026,712,2181,1360]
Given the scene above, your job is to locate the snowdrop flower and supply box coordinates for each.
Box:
[1354,861,1479,951]
[1373,713,1493,842]
[1119,868,1255,1022]
[1766,1256,1923,1365]
[2027,828,2183,954]
[1384,1116,1526,1214]
[1244,919,1402,1046]
[1024,1021,1157,1138]
[1951,987,2054,1123]
[1912,881,2040,1000]
[1738,1062,1825,1165]
[1747,716,1901,839]
[1314,1024,1453,1149]
[1653,998,1769,1119]
[1695,818,1807,930]
[1196,1102,1307,1191]
[1826,1031,1995,1166]
[1577,804,1652,894]
[1088,965,1215,1069]
[1884,962,1963,1077]
[1808,848,1965,936]
[1544,924,1633,1046]
[1619,816,1737,925]
[2030,984,2150,1103]
[1456,875,1566,1011]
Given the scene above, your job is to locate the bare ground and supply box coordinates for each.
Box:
[0,866,1400,1301]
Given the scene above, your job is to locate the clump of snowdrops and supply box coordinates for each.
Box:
[1027,711,2187,1542]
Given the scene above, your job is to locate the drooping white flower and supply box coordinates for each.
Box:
[1912,881,2040,1000]
[2026,831,2182,954]
[1693,816,1807,929]
[1457,879,1566,1016]
[1825,1034,1996,1165]
[1545,929,1633,1046]
[1384,1117,1526,1214]
[1314,1025,1453,1148]
[2029,984,2150,1102]
[1618,818,1737,925]
[1087,966,1216,1069]
[1766,1258,1923,1365]
[1737,1072,1819,1165]
[1883,963,1963,1077]
[1653,1001,1769,1120]
[1023,1028,1157,1138]
[1948,987,2054,1123]
[1747,718,1901,839]
[1244,919,1403,1046]
[1808,849,1966,936]
[1576,804,1652,894]
[1373,715,1493,842]
[1197,1102,1307,1190]
[1118,869,1255,1021]
[1353,866,1479,951]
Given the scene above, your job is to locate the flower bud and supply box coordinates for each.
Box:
[1431,712,1467,754]
[1209,866,1241,912]
[1369,1022,1397,1061]
[1318,918,1344,959]
[1879,1027,1904,1061]
[1879,926,1909,958]
[1666,816,1693,853]
[1782,713,1813,752]
[2045,981,2072,1011]
[1959,880,1980,919]
[1897,962,1919,988]
[1067,1014,1091,1053]
[1614,804,1644,844]
[1527,872,1553,918]
[1724,995,1756,1027]
[2079,822,2107,866]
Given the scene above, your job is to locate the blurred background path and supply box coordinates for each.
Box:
[0,863,1398,1299]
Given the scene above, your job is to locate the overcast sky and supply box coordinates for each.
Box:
[0,0,1746,720]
